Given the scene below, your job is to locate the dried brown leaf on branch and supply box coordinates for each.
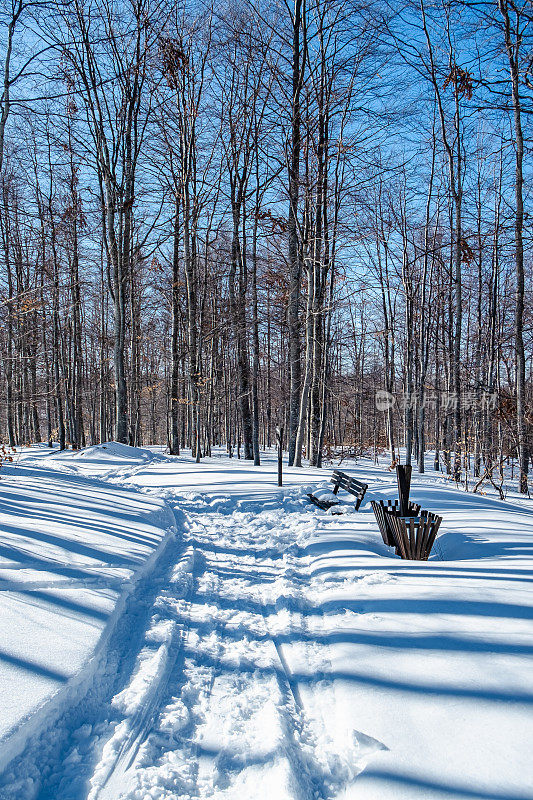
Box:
[159,37,189,89]
[443,65,474,99]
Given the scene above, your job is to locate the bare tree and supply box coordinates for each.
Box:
[497,0,530,493]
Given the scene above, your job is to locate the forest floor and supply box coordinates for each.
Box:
[0,444,532,800]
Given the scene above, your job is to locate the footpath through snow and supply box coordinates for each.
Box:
[0,444,532,800]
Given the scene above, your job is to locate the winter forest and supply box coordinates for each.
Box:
[2,2,533,797]
[1,0,532,488]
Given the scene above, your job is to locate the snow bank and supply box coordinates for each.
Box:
[34,442,169,480]
[0,454,176,775]
[68,441,164,464]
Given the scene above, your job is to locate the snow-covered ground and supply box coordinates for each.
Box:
[0,444,176,781]
[0,444,532,800]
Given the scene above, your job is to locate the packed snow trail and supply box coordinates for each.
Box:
[28,487,375,800]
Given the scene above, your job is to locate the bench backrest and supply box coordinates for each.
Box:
[331,470,368,509]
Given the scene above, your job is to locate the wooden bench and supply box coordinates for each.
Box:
[330,470,368,510]
[371,500,421,547]
[307,470,368,513]
[383,507,442,560]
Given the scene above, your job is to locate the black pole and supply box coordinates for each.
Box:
[276,425,284,486]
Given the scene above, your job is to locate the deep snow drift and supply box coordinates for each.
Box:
[0,445,175,777]
[0,444,532,800]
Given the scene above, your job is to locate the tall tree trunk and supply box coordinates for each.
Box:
[499,0,528,492]
[287,0,304,466]
[170,198,181,455]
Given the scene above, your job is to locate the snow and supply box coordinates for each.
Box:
[0,446,175,779]
[0,445,532,800]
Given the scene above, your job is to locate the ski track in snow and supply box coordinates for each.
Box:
[0,464,376,800]
[84,492,369,800]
